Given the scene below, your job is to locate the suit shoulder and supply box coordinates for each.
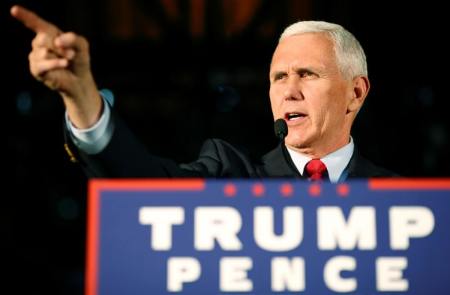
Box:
[182,138,257,177]
[348,152,399,178]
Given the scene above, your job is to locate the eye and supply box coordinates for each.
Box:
[272,72,287,82]
[298,70,315,78]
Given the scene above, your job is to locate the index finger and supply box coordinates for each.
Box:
[10,5,60,35]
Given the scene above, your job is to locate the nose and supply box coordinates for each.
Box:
[282,76,303,101]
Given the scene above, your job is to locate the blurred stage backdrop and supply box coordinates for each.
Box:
[2,0,449,294]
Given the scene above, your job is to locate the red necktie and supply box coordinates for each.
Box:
[305,159,328,181]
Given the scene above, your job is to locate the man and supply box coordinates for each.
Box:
[11,5,396,182]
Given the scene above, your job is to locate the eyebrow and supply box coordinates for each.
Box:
[270,66,324,80]
[270,71,286,80]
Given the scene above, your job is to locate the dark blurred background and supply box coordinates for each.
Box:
[2,0,449,294]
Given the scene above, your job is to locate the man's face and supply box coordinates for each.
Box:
[269,33,358,157]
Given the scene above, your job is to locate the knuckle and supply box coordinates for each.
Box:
[36,48,46,59]
[66,31,77,39]
[32,34,53,49]
[31,37,41,48]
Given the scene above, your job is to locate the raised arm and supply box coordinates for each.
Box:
[10,5,102,129]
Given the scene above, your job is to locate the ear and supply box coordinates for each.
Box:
[347,76,370,114]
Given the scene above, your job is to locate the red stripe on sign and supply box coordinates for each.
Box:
[86,181,101,295]
[369,178,450,190]
[90,178,206,191]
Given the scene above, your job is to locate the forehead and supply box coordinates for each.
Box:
[271,33,337,69]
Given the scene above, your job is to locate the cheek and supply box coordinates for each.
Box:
[311,87,348,124]
[329,93,349,116]
[306,97,327,122]
[319,98,348,129]
[328,84,352,113]
[269,87,281,115]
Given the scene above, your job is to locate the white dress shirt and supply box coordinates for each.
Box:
[65,89,114,154]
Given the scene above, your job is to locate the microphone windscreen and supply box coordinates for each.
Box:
[274,119,288,141]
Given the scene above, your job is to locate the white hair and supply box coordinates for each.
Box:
[279,21,367,80]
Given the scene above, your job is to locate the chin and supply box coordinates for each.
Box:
[285,129,320,151]
[285,135,307,149]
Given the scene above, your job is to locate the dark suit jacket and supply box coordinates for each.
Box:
[67,113,396,179]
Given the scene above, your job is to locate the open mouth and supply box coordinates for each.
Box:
[285,112,306,121]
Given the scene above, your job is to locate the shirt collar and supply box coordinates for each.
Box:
[286,137,354,183]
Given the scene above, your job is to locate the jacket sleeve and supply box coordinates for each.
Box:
[63,112,257,178]
[63,111,198,178]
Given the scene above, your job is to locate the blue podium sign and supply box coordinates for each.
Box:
[85,179,450,295]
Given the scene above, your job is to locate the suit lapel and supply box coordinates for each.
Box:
[261,143,303,177]
[345,148,367,178]
[344,146,396,178]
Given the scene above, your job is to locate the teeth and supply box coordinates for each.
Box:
[288,113,302,120]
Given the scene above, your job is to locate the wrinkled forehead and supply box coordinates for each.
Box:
[270,32,337,68]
